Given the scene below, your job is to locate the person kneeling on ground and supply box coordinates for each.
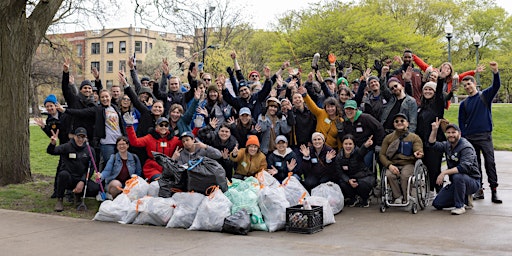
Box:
[300,132,338,192]
[230,135,267,179]
[94,136,142,199]
[47,127,100,212]
[335,134,375,208]
[266,135,300,183]
[428,120,480,215]
[172,131,222,165]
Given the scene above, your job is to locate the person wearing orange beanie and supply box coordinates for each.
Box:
[230,135,267,178]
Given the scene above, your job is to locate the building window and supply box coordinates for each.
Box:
[145,42,148,53]
[77,44,83,57]
[91,61,100,72]
[91,43,100,54]
[119,41,126,53]
[149,42,153,49]
[119,60,126,71]
[106,61,113,73]
[135,27,141,33]
[176,46,185,58]
[176,34,182,40]
[107,42,113,54]
[135,41,142,53]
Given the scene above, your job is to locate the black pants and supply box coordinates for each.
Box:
[339,176,375,201]
[303,175,337,192]
[55,170,100,198]
[423,146,443,193]
[466,132,498,188]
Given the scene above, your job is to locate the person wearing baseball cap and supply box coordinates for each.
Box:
[173,131,222,165]
[428,119,480,215]
[266,135,299,182]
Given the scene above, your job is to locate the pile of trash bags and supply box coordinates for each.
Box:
[94,168,344,234]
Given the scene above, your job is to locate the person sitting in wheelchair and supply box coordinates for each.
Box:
[379,113,424,204]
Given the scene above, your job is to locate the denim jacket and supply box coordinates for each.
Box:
[101,152,142,184]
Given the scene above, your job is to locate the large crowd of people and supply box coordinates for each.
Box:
[37,49,503,214]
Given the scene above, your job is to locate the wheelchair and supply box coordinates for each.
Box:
[379,159,430,214]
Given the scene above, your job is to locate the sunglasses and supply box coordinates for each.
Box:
[121,98,130,101]
[390,84,400,89]
[394,119,406,124]
[204,78,211,81]
[250,74,259,78]
[158,123,169,127]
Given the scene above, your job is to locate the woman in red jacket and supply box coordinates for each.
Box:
[125,116,181,182]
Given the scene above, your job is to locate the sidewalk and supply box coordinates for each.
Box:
[1,152,511,255]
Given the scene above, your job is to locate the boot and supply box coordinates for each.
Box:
[491,188,503,204]
[473,188,484,200]
[54,198,64,212]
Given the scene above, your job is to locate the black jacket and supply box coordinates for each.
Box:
[334,146,373,183]
[47,139,91,181]
[417,78,446,145]
[341,112,385,148]
[65,104,126,143]
[222,77,273,120]
[302,145,336,179]
[266,148,299,182]
[124,85,156,137]
[286,106,317,147]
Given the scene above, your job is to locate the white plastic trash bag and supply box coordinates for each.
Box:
[305,196,335,226]
[133,197,175,226]
[121,175,149,201]
[166,192,205,229]
[281,174,309,205]
[311,182,344,214]
[147,180,160,197]
[93,193,132,222]
[257,185,290,232]
[189,187,233,231]
[119,199,140,224]
[256,170,279,189]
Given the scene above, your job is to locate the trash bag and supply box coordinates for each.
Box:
[281,173,309,206]
[133,197,175,226]
[256,170,279,189]
[93,193,132,222]
[222,209,251,235]
[305,196,335,226]
[311,182,344,214]
[257,185,290,232]
[147,180,160,197]
[186,157,228,194]
[166,192,205,229]
[119,175,150,201]
[153,152,187,198]
[225,185,267,231]
[119,199,139,224]
[189,187,233,231]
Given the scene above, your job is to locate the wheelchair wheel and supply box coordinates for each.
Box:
[380,168,388,211]
[414,160,430,210]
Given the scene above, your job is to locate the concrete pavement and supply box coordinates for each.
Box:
[1,152,512,255]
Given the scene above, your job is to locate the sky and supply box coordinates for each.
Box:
[57,0,512,33]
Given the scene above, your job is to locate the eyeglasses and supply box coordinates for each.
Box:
[121,98,130,101]
[394,119,406,124]
[76,135,86,139]
[158,123,169,127]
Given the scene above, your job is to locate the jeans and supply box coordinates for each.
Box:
[100,144,116,171]
[433,173,480,209]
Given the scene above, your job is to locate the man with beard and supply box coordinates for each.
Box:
[428,120,480,215]
[391,49,423,105]
[380,77,418,134]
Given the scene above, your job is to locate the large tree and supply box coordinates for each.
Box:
[0,1,66,185]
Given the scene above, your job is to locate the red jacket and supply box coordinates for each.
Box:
[412,54,475,109]
[126,126,181,180]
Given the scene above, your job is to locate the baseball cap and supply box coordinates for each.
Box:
[74,127,87,137]
[239,107,251,116]
[275,135,288,144]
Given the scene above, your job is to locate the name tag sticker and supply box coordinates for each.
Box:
[311,158,318,164]
[324,118,331,124]
[356,127,363,133]
[69,153,76,159]
[160,142,167,147]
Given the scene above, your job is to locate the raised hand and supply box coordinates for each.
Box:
[231,144,239,157]
[254,123,262,133]
[194,87,201,100]
[326,149,337,162]
[55,103,65,113]
[221,148,229,159]
[162,58,169,75]
[171,147,182,160]
[287,158,297,171]
[328,53,336,65]
[153,68,161,81]
[363,68,372,80]
[63,58,70,73]
[300,144,310,157]
[489,61,498,74]
[118,71,127,86]
[230,51,237,60]
[267,166,278,176]
[123,112,135,125]
[34,118,45,128]
[226,116,235,126]
[264,66,271,78]
[403,66,413,82]
[209,117,219,130]
[475,64,486,73]
[315,70,324,83]
[92,67,99,80]
[431,117,440,131]
[128,56,135,70]
[196,107,208,116]
[297,85,307,95]
[50,129,60,145]
[364,135,373,148]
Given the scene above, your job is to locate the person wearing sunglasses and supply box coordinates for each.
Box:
[125,115,182,182]
[380,77,418,134]
[379,113,423,205]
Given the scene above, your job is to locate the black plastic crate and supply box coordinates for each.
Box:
[286,205,323,234]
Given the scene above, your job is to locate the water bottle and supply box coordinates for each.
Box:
[303,198,312,210]
[311,53,320,71]
[198,62,204,72]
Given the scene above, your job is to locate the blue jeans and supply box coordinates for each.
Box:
[433,173,480,209]
[100,144,116,169]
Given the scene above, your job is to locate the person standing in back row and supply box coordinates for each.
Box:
[459,61,502,204]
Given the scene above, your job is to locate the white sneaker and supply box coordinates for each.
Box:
[428,191,436,201]
[466,195,474,209]
[451,207,466,215]
[394,196,403,204]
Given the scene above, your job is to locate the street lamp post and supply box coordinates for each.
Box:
[473,33,481,89]
[445,21,453,63]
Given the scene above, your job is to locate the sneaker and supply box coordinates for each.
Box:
[473,188,484,200]
[347,197,359,207]
[428,191,436,201]
[394,196,403,204]
[358,199,370,208]
[54,198,64,212]
[451,207,466,215]
[466,195,474,209]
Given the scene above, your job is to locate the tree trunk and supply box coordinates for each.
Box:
[0,1,64,185]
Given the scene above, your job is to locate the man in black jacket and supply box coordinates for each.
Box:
[47,127,100,212]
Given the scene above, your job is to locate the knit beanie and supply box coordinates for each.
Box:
[80,80,93,90]
[387,77,401,86]
[423,81,437,92]
[311,132,325,142]
[207,85,219,94]
[246,135,260,148]
[367,76,379,83]
[44,94,58,105]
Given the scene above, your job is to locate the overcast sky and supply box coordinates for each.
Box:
[56,0,512,33]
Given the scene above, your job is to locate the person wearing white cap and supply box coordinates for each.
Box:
[228,107,261,148]
[266,135,299,182]
[300,132,338,191]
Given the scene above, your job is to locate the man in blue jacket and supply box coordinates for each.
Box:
[428,122,480,215]
[459,61,502,204]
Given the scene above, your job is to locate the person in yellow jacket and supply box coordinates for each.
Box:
[230,135,267,179]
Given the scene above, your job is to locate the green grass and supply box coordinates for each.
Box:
[444,103,512,151]
[30,125,59,176]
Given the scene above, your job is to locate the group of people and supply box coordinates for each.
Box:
[37,49,503,214]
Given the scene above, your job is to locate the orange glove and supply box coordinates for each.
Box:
[328,53,336,65]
